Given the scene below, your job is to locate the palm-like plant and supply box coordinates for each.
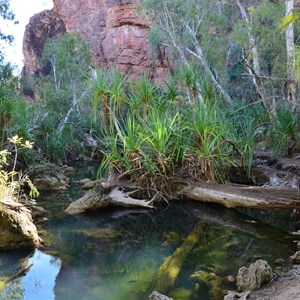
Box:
[271,106,299,157]
[142,108,179,175]
[183,101,236,181]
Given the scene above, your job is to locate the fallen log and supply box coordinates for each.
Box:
[65,184,154,214]
[65,179,300,215]
[183,182,300,209]
[151,222,206,294]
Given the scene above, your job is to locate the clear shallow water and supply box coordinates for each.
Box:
[0,168,297,300]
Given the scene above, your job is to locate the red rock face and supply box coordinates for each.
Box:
[22,9,66,76]
[23,0,170,81]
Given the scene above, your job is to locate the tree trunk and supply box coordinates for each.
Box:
[236,0,276,121]
[65,184,155,214]
[185,47,233,105]
[151,222,205,294]
[183,182,300,209]
[65,179,300,215]
[159,0,229,104]
[285,0,298,110]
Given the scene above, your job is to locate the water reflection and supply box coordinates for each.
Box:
[0,250,61,300]
[0,168,296,300]
[37,196,294,300]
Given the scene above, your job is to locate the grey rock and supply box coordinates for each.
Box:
[224,290,250,300]
[236,260,273,291]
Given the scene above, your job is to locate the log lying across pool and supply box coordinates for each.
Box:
[183,182,300,209]
[65,180,300,215]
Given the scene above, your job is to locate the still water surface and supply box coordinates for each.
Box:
[0,168,296,300]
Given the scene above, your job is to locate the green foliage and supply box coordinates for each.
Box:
[270,107,300,157]
[0,60,19,142]
[95,71,249,187]
[142,0,299,113]
[279,12,300,31]
[294,46,300,81]
[15,33,95,163]
[0,0,15,44]
[1,0,297,190]
[228,101,267,175]
[183,100,238,182]
[280,12,300,82]
[41,32,91,91]
[0,136,39,202]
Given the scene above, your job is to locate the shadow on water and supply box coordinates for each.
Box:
[0,166,297,300]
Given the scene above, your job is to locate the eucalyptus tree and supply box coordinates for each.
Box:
[235,0,276,120]
[38,33,92,133]
[142,0,233,105]
[30,33,93,161]
[285,0,298,108]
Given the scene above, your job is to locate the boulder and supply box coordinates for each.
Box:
[30,164,70,191]
[33,173,69,191]
[0,203,42,251]
[236,260,273,292]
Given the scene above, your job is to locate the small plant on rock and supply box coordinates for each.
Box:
[0,135,39,203]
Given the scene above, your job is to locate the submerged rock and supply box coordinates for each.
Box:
[236,260,273,291]
[149,291,173,300]
[0,203,42,250]
[191,270,224,299]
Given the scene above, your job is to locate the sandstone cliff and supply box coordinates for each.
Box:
[23,0,170,80]
[22,9,66,76]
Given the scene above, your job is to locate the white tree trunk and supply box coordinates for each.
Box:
[236,0,276,120]
[160,0,231,104]
[285,0,298,109]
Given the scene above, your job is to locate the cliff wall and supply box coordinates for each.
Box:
[23,0,170,80]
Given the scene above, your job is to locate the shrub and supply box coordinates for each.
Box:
[0,136,39,202]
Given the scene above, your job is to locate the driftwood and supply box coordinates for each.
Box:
[151,222,205,294]
[65,184,154,214]
[65,177,300,214]
[183,182,300,209]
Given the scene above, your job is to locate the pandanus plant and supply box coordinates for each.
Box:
[92,68,128,131]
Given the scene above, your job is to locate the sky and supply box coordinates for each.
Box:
[0,0,53,74]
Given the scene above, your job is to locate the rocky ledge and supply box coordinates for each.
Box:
[0,202,42,251]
